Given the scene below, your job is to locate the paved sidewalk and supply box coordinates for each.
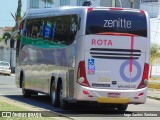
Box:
[147,79,160,100]
[147,88,160,100]
[148,80,160,84]
[11,74,15,76]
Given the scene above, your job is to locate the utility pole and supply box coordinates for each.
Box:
[130,0,134,8]
[112,0,116,7]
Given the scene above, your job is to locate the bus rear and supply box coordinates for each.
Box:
[75,8,150,110]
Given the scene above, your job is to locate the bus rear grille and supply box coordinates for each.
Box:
[90,48,141,60]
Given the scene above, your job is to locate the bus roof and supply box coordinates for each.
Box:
[25,6,146,20]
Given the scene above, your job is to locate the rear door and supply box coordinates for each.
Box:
[85,9,148,90]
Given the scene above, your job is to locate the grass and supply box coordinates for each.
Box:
[0,101,56,120]
[0,101,27,111]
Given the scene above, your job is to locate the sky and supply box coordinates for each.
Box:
[0,0,26,27]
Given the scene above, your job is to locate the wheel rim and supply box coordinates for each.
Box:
[60,84,63,105]
[51,84,56,104]
[22,81,25,95]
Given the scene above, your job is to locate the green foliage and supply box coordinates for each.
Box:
[0,37,2,42]
[0,101,55,120]
[150,43,160,65]
[2,32,11,44]
[17,0,22,17]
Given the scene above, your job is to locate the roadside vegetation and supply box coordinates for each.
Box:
[0,101,27,111]
[0,101,56,120]
[150,43,160,78]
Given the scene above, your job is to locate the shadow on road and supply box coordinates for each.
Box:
[2,95,133,117]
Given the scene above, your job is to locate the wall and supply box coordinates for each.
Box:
[150,65,160,77]
[0,48,16,73]
[140,2,159,18]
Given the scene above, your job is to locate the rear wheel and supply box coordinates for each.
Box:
[117,104,128,111]
[22,80,31,98]
[59,83,69,109]
[51,81,60,107]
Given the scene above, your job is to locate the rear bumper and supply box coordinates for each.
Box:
[74,84,147,104]
[0,69,11,75]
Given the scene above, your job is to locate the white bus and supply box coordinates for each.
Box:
[16,7,150,111]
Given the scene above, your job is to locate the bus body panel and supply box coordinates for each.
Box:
[16,40,76,97]
[74,84,147,104]
[84,35,147,90]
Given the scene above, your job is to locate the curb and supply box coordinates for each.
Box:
[11,74,15,77]
[147,88,160,101]
[147,96,160,101]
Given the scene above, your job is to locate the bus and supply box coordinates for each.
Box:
[15,6,150,111]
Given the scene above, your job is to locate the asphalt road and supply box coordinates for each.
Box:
[0,75,160,120]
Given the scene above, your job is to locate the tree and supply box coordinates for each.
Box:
[11,0,22,30]
[150,43,160,77]
[2,32,11,45]
[41,0,54,4]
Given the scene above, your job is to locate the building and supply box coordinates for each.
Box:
[140,0,159,18]
[140,0,160,44]
[27,0,140,12]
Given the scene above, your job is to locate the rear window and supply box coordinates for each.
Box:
[86,10,147,37]
[0,62,9,66]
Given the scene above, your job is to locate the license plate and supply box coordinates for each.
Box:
[108,93,121,98]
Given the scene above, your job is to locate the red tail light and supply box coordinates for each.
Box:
[87,7,93,12]
[77,61,90,87]
[140,10,145,14]
[137,63,149,89]
[109,7,123,10]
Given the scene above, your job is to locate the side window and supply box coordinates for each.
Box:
[69,14,79,44]
[25,20,32,38]
[51,18,57,42]
[25,19,41,38]
[55,16,63,43]
[23,14,80,46]
[52,14,79,45]
[44,18,52,40]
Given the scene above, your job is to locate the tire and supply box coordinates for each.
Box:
[51,81,60,107]
[117,104,128,111]
[22,80,31,98]
[59,83,69,110]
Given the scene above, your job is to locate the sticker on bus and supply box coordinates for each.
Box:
[88,59,95,74]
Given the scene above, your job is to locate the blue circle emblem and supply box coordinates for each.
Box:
[120,60,141,82]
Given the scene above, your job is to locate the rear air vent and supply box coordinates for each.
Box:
[90,48,141,60]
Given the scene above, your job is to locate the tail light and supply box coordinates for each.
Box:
[87,7,93,12]
[77,61,90,87]
[9,66,11,69]
[109,8,123,10]
[140,10,145,14]
[137,63,149,89]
